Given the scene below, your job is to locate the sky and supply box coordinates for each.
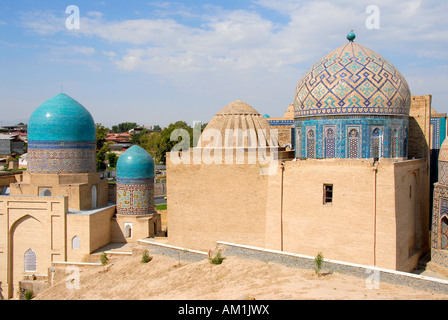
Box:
[0,0,447,128]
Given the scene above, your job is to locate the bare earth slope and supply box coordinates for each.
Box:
[34,254,448,300]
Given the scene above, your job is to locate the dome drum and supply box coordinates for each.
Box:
[27,141,96,174]
[295,116,408,159]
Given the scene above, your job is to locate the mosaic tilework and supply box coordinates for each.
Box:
[117,179,155,215]
[306,129,315,158]
[27,141,96,174]
[295,115,408,159]
[348,129,359,158]
[267,120,295,126]
[431,250,448,270]
[431,185,448,251]
[439,162,448,185]
[442,217,448,250]
[294,41,411,118]
[324,127,336,158]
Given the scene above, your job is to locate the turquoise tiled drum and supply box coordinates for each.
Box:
[116,145,155,215]
[27,93,96,173]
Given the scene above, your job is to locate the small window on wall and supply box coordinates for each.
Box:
[24,249,37,272]
[323,184,333,204]
[39,188,52,197]
[72,236,81,250]
[124,223,132,238]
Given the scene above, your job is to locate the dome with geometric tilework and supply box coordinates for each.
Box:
[293,33,410,160]
[294,33,411,118]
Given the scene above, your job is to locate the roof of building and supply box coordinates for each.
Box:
[117,145,154,179]
[28,93,95,142]
[294,33,411,118]
[0,134,16,140]
[199,100,279,148]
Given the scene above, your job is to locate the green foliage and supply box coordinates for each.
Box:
[156,204,167,210]
[314,252,324,274]
[95,123,109,150]
[24,290,34,300]
[95,123,111,172]
[112,122,138,133]
[141,250,151,263]
[209,251,226,265]
[106,153,118,168]
[100,252,109,265]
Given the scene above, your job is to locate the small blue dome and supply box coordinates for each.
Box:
[28,93,95,141]
[117,145,154,179]
[263,114,270,118]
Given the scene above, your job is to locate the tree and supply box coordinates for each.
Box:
[95,123,110,173]
[128,121,194,165]
[95,123,109,150]
[130,129,150,145]
[140,131,164,165]
[107,153,118,168]
[158,121,194,164]
[112,122,138,133]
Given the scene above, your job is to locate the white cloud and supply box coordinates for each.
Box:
[17,0,448,113]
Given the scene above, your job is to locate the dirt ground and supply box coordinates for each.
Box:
[33,252,448,300]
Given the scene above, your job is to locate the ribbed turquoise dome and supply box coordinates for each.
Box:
[117,145,154,179]
[28,93,95,141]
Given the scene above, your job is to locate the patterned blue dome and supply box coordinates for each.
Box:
[117,145,154,180]
[28,93,95,142]
[294,38,411,118]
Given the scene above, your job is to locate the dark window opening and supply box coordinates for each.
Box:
[324,184,333,204]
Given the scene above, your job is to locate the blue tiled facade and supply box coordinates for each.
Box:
[295,116,408,159]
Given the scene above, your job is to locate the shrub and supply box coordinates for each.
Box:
[314,252,324,275]
[24,290,34,300]
[209,251,226,265]
[100,252,109,265]
[142,250,151,263]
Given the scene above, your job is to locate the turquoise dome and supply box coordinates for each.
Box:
[117,145,154,180]
[28,93,95,141]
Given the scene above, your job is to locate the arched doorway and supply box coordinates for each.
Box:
[441,216,448,250]
[91,185,97,209]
